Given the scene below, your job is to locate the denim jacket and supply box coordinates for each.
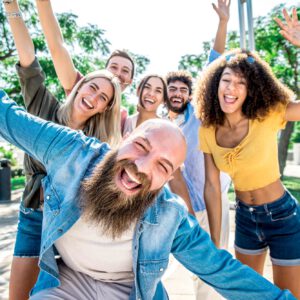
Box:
[0,91,295,300]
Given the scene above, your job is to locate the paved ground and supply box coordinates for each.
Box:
[0,163,299,300]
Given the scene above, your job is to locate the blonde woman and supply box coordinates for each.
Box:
[4,1,121,299]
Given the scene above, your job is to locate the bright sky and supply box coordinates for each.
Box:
[51,0,299,76]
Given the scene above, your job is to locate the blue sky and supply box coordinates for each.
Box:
[52,0,299,75]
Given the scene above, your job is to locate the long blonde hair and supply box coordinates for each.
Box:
[58,70,122,148]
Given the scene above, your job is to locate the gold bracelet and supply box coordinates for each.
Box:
[5,11,22,18]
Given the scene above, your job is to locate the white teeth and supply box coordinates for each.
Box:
[82,98,94,109]
[145,98,155,104]
[125,168,141,184]
[172,98,182,103]
[225,95,237,99]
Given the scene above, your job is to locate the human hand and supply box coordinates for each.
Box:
[212,0,231,23]
[275,8,300,48]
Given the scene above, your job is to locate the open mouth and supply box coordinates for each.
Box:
[143,98,155,105]
[81,97,95,110]
[224,95,238,104]
[170,97,183,106]
[116,167,143,194]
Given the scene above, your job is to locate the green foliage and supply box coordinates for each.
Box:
[291,122,300,143]
[121,94,136,116]
[254,4,299,95]
[0,145,17,166]
[0,0,150,106]
[11,176,25,191]
[178,42,211,78]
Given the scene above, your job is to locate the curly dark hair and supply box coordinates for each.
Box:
[166,70,193,95]
[194,49,294,127]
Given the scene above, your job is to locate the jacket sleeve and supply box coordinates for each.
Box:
[171,214,296,300]
[16,57,60,119]
[0,91,82,171]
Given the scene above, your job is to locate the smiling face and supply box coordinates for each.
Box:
[218,67,248,115]
[81,119,186,238]
[106,56,133,91]
[139,77,164,112]
[166,80,190,114]
[73,77,114,122]
[115,120,186,196]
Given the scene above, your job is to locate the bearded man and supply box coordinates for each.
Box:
[0,90,296,300]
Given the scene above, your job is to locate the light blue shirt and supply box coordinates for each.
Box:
[178,103,231,212]
[0,92,295,300]
[169,49,231,212]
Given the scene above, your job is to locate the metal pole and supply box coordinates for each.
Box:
[238,0,246,48]
[246,0,255,50]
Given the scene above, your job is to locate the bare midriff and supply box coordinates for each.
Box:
[235,179,285,205]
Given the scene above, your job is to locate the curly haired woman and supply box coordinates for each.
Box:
[195,8,300,298]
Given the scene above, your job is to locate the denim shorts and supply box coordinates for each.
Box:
[13,203,43,257]
[234,190,300,266]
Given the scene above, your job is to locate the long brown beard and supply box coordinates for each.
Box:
[80,150,160,239]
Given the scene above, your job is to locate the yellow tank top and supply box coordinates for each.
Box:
[199,105,287,191]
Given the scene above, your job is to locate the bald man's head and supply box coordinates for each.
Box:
[81,119,186,238]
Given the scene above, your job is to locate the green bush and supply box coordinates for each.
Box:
[291,122,300,143]
[0,145,17,166]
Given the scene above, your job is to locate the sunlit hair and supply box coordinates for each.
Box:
[106,49,135,79]
[194,48,294,127]
[137,74,168,109]
[58,70,122,148]
[166,70,193,95]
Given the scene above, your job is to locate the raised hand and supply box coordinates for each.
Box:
[275,8,300,48]
[212,0,231,23]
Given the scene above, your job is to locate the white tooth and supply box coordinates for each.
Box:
[173,98,182,103]
[145,98,154,103]
[225,95,237,99]
[126,169,141,184]
[83,98,94,109]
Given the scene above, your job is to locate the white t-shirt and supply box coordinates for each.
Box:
[55,217,135,282]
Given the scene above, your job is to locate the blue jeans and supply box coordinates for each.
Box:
[13,203,42,257]
[235,190,300,266]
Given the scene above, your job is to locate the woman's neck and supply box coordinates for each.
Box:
[69,111,86,130]
[224,112,247,129]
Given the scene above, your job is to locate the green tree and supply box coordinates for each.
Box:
[0,0,149,106]
[178,4,299,175]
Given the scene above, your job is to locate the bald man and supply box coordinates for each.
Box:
[0,90,296,300]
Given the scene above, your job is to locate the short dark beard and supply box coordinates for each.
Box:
[80,150,160,239]
[166,97,188,114]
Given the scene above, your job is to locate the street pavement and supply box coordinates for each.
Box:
[0,163,299,300]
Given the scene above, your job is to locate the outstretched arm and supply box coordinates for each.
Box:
[212,0,231,54]
[3,0,35,67]
[0,91,80,169]
[275,7,300,48]
[172,213,296,299]
[35,0,78,90]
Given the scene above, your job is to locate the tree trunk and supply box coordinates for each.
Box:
[278,121,294,177]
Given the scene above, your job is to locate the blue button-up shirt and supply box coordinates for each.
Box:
[175,102,231,212]
[0,92,295,300]
[166,49,231,212]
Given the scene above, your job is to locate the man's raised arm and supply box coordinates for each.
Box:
[0,91,81,170]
